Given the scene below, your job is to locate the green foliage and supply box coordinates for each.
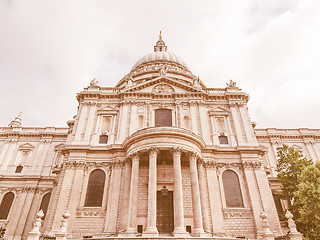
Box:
[276,144,320,240]
[276,144,313,206]
[293,162,320,240]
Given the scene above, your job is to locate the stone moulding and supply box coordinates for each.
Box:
[223,208,252,219]
[123,126,206,155]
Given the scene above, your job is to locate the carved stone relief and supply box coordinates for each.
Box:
[152,84,175,93]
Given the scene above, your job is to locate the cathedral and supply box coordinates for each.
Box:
[0,35,319,240]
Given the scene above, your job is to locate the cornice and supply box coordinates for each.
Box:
[255,128,320,141]
[201,160,263,170]
[0,129,68,139]
[0,186,52,194]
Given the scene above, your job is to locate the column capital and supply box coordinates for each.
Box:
[187,151,200,161]
[148,147,159,156]
[172,147,183,156]
[129,152,140,162]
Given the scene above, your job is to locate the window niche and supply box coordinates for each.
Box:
[155,109,172,127]
[99,134,108,144]
[222,170,244,208]
[39,193,51,220]
[14,143,34,173]
[15,165,23,173]
[84,169,106,207]
[182,116,190,129]
[0,192,14,219]
[209,107,231,146]
[138,115,144,129]
[97,114,114,145]
[219,133,229,145]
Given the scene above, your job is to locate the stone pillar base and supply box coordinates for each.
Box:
[27,232,41,240]
[288,233,303,240]
[192,228,207,237]
[263,232,275,240]
[143,227,159,237]
[55,233,68,240]
[173,227,189,237]
[118,231,137,238]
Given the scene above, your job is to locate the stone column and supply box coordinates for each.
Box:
[144,147,159,236]
[172,147,189,236]
[189,153,206,237]
[197,161,211,233]
[126,153,140,235]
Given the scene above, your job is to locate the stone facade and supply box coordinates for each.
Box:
[0,35,319,240]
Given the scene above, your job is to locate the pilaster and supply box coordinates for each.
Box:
[229,104,245,146]
[13,189,36,239]
[242,159,264,239]
[104,160,123,234]
[50,166,77,233]
[83,102,97,144]
[65,166,86,232]
[206,162,225,234]
[73,103,89,143]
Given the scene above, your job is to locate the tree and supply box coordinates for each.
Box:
[276,144,313,206]
[276,144,317,239]
[293,162,320,240]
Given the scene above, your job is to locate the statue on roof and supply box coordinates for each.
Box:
[90,78,99,86]
[226,79,237,88]
[159,65,168,76]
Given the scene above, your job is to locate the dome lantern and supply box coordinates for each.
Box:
[154,31,167,52]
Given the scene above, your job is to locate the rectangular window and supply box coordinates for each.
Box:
[155,109,172,127]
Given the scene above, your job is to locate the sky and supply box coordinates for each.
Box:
[0,0,320,129]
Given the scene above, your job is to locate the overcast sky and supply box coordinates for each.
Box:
[1,0,320,129]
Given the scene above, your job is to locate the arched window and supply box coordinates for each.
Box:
[0,192,14,219]
[39,193,51,219]
[222,170,244,207]
[155,109,172,127]
[84,170,106,207]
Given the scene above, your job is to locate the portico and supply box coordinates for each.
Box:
[123,127,207,237]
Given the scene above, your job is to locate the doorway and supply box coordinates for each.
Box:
[156,190,174,234]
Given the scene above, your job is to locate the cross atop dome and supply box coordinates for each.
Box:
[154,31,167,52]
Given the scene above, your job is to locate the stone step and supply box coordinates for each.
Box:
[77,237,241,240]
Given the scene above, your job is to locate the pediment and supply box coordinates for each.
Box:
[19,143,35,151]
[54,143,65,151]
[122,76,205,94]
[97,105,118,114]
[208,106,229,116]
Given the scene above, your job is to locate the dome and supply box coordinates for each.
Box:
[132,51,189,70]
[131,33,189,70]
